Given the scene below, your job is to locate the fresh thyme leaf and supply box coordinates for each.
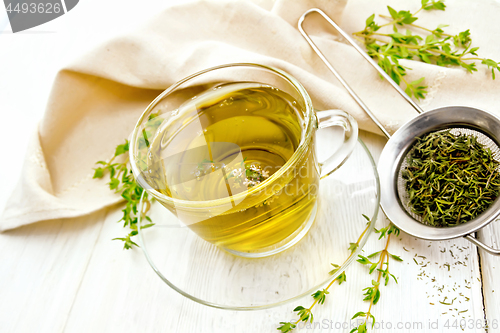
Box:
[114,140,129,156]
[112,233,138,250]
[375,224,400,239]
[367,251,381,259]
[365,14,375,27]
[422,0,446,11]
[93,167,104,179]
[348,242,359,253]
[329,263,340,275]
[357,255,373,266]
[351,322,367,333]
[109,178,120,190]
[336,272,347,285]
[293,306,313,323]
[277,322,296,333]
[372,288,381,304]
[482,59,500,79]
[311,289,330,304]
[390,253,403,262]
[352,311,367,320]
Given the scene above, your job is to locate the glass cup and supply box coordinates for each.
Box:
[129,63,358,258]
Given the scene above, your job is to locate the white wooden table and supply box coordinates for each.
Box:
[0,1,499,332]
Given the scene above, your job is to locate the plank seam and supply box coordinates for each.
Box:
[476,233,490,333]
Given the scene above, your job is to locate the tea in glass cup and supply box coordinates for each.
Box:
[130,64,357,257]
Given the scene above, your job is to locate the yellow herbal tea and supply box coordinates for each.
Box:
[141,82,319,253]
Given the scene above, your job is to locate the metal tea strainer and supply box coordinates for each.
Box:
[299,8,500,255]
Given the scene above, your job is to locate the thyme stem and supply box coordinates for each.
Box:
[364,233,391,327]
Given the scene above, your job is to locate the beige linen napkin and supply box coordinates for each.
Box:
[2,0,500,230]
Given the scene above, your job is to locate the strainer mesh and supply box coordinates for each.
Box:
[397,128,500,225]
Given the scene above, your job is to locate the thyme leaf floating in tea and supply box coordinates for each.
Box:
[402,130,500,227]
[223,158,271,189]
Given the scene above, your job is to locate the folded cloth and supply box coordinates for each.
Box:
[2,0,500,230]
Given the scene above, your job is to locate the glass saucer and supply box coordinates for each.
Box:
[137,138,379,310]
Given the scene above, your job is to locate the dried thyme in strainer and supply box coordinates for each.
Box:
[402,130,500,227]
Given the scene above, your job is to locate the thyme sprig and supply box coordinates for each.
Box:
[350,224,401,333]
[93,112,162,249]
[93,140,145,249]
[278,219,402,333]
[277,215,373,332]
[92,139,154,249]
[354,0,500,99]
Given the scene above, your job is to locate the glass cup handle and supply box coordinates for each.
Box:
[316,109,358,179]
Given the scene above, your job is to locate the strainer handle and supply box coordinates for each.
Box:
[298,8,425,138]
[464,234,500,256]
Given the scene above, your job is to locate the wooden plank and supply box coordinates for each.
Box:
[0,210,106,333]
